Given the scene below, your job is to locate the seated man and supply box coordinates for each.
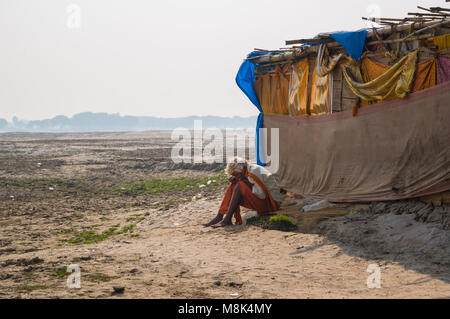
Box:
[204,158,285,227]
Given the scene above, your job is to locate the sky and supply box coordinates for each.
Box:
[0,0,446,121]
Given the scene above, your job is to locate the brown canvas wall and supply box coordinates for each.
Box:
[263,81,450,202]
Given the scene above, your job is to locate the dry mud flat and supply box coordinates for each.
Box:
[0,131,449,298]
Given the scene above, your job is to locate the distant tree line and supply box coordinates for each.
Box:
[0,118,7,129]
[0,112,258,132]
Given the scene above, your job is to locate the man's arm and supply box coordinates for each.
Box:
[239,166,254,189]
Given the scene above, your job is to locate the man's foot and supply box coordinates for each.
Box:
[211,220,233,228]
[203,213,223,227]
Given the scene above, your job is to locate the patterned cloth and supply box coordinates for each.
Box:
[342,50,418,102]
[310,44,343,114]
[288,59,309,116]
[437,55,450,84]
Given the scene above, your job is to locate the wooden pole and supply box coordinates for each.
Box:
[405,19,450,38]
[429,7,450,13]
[286,20,443,45]
[408,12,449,17]
[363,17,432,22]
[294,20,441,43]
[366,33,433,46]
[285,38,333,45]
[417,6,436,13]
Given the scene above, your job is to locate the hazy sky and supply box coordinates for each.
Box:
[0,0,445,121]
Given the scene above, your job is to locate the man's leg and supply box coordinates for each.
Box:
[203,212,223,227]
[213,183,243,227]
[203,183,235,227]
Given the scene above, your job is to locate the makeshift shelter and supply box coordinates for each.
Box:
[236,6,450,202]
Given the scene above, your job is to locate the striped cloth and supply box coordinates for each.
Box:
[288,59,309,115]
[310,44,343,114]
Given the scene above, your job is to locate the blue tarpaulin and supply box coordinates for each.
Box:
[327,30,368,61]
[235,51,281,166]
[235,59,261,112]
[235,51,280,111]
[255,113,264,166]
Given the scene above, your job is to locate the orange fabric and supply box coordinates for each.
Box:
[261,74,272,113]
[360,57,391,107]
[352,99,361,117]
[361,57,437,98]
[412,58,436,92]
[254,66,290,115]
[274,65,290,115]
[246,172,279,212]
[358,54,434,106]
[218,181,276,225]
[361,57,389,83]
[253,76,263,108]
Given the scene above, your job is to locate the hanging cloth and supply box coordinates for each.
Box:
[342,50,418,102]
[288,59,309,116]
[310,45,342,114]
[316,44,343,76]
[359,56,398,106]
[255,66,290,115]
[273,65,290,115]
[437,55,450,84]
[412,58,436,92]
[310,70,332,114]
[361,57,390,83]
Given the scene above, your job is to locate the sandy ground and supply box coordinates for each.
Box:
[0,132,449,298]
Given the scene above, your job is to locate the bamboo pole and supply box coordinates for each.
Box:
[429,7,450,13]
[363,17,432,22]
[363,19,446,38]
[408,12,450,17]
[405,19,450,38]
[248,50,301,63]
[286,21,434,45]
[360,19,443,38]
[366,33,433,45]
[260,17,448,65]
[417,6,438,14]
[285,38,333,45]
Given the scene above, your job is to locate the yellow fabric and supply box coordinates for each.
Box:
[359,55,436,105]
[253,76,263,108]
[412,58,436,92]
[274,66,290,115]
[310,68,332,115]
[254,66,290,115]
[316,44,343,77]
[288,59,309,116]
[261,74,272,112]
[253,74,273,113]
[360,56,393,106]
[434,34,450,51]
[342,50,418,102]
[309,48,342,115]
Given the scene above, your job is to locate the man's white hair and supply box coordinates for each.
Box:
[225,157,248,177]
